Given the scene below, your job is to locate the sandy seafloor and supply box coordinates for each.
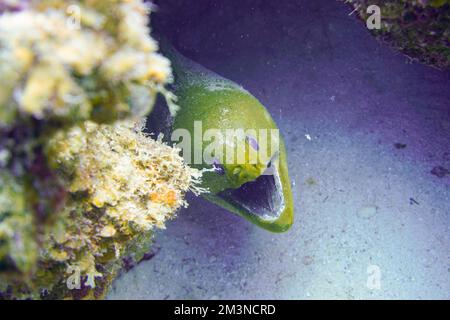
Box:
[107,0,450,299]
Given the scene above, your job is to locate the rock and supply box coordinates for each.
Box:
[357,206,378,219]
[431,166,450,178]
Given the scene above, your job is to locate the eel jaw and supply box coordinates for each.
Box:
[203,155,293,233]
[217,165,285,221]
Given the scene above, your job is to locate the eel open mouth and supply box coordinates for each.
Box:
[203,151,293,233]
[216,163,285,221]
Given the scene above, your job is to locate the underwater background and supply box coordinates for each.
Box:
[108,0,450,299]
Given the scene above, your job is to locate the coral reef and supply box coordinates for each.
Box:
[0,0,201,299]
[348,0,450,69]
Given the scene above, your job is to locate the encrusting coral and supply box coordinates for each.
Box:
[0,0,178,125]
[0,0,202,299]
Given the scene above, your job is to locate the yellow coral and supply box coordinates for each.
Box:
[41,120,203,294]
[0,0,196,299]
[0,0,175,126]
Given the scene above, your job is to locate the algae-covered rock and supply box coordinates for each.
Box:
[348,0,450,69]
[0,0,202,299]
[1,122,201,299]
[0,0,175,127]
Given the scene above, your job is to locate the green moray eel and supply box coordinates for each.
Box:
[161,43,294,232]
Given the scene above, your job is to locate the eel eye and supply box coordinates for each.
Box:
[246,135,259,151]
[212,159,225,175]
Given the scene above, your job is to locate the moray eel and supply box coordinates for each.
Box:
[161,43,294,232]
